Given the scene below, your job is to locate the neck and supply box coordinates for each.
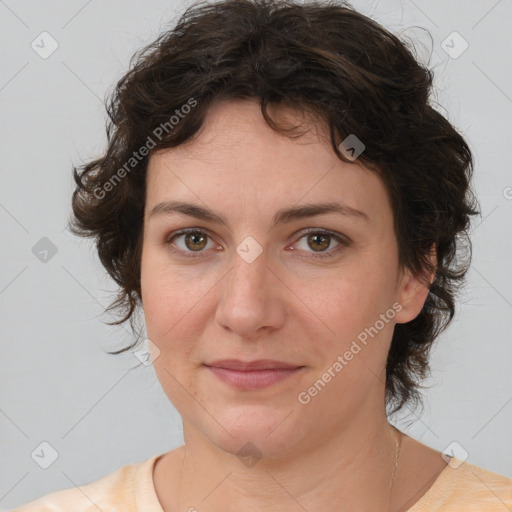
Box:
[172,407,401,512]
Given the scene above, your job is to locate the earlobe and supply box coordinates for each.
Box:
[394,245,436,324]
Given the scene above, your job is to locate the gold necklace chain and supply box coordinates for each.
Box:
[389,430,403,490]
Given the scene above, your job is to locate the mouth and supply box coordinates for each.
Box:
[203,359,305,390]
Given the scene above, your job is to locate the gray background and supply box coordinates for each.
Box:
[1,0,511,508]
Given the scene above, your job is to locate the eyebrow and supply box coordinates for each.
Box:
[148,200,370,227]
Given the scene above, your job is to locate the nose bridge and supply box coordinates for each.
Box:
[215,239,284,336]
[227,241,272,303]
[223,232,266,284]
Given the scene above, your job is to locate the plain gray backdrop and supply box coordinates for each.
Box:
[1,0,511,509]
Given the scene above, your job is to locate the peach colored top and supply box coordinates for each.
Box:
[10,454,512,511]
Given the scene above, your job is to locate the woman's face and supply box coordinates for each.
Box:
[140,99,429,459]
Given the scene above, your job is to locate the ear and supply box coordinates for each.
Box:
[394,244,437,324]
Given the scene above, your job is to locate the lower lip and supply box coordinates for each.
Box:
[205,366,304,389]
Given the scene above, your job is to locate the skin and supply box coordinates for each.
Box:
[140,99,446,512]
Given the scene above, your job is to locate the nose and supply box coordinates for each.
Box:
[214,246,286,339]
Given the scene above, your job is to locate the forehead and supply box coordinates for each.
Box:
[145,99,393,229]
[152,99,331,164]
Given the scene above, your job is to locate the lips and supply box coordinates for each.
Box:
[203,359,305,390]
[204,359,303,371]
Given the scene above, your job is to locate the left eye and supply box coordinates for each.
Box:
[165,228,349,259]
[293,230,345,258]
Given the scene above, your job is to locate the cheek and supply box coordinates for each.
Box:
[318,261,397,332]
[141,257,207,408]
[305,257,399,379]
[297,276,397,416]
[140,248,224,404]
[141,246,214,337]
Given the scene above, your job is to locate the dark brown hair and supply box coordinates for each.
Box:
[70,0,479,413]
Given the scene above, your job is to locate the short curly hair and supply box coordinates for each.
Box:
[70,0,479,414]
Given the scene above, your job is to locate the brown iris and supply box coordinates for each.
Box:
[307,233,330,252]
[185,231,208,251]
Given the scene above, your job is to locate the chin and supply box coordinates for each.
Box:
[197,404,310,462]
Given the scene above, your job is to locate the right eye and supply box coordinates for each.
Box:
[165,228,221,258]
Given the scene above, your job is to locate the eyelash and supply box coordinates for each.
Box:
[164,228,350,260]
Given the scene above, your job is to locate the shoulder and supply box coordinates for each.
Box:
[410,458,512,511]
[9,455,160,512]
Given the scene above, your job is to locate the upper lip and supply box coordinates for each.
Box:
[204,359,303,371]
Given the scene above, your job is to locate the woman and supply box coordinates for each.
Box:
[13,0,512,510]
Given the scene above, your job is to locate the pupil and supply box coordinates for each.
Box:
[309,234,329,251]
[187,232,206,251]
